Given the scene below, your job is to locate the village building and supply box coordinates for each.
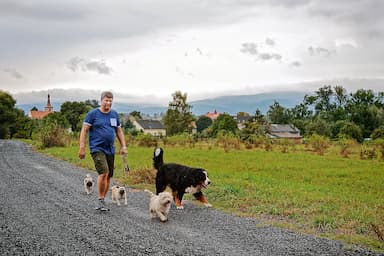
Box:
[133,119,166,136]
[234,114,253,130]
[29,94,54,119]
[267,124,303,141]
[205,110,221,120]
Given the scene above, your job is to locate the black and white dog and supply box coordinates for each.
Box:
[153,147,211,209]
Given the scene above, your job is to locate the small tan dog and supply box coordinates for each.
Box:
[83,174,94,195]
[111,185,128,206]
[144,190,173,222]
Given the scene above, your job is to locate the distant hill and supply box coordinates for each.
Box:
[190,91,307,115]
[12,78,384,116]
[16,91,307,116]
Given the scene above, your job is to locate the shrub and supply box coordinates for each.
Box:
[217,131,241,152]
[337,138,356,158]
[136,133,158,147]
[166,133,194,147]
[127,168,156,184]
[307,134,330,155]
[360,146,377,160]
[39,124,70,148]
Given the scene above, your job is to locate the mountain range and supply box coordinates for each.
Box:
[12,78,384,116]
[15,90,307,116]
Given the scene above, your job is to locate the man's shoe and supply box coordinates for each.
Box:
[95,199,110,211]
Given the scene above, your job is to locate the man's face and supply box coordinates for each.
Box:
[101,97,113,111]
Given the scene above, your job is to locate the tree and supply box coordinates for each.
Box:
[314,85,334,115]
[240,109,269,137]
[60,101,90,132]
[338,121,363,142]
[267,100,290,124]
[130,111,142,120]
[371,126,384,140]
[85,99,99,108]
[162,91,194,136]
[210,113,238,136]
[196,115,212,133]
[0,91,18,139]
[10,109,34,139]
[305,118,331,137]
[346,89,381,138]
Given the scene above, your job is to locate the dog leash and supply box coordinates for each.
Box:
[122,154,130,173]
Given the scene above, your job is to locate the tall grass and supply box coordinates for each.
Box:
[38,142,384,252]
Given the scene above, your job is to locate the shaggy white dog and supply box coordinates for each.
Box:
[83,174,94,195]
[111,185,128,206]
[144,190,173,222]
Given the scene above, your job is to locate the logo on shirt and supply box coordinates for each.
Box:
[110,118,117,127]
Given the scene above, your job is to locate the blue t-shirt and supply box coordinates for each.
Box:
[84,108,121,155]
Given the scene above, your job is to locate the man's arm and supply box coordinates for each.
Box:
[78,124,90,159]
[116,126,127,155]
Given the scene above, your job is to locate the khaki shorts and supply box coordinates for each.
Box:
[91,151,114,177]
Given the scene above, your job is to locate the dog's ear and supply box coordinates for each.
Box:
[191,168,207,185]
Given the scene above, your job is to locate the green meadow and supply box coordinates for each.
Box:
[39,143,384,252]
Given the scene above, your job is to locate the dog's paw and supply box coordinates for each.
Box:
[204,203,213,208]
[176,205,184,210]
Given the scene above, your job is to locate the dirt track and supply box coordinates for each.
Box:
[0,140,381,256]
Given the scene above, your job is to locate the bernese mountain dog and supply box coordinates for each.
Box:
[153,147,212,209]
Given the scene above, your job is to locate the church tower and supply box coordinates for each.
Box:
[44,94,54,113]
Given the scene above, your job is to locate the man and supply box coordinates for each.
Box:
[79,91,127,211]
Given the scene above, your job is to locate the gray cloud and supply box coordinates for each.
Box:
[307,1,384,38]
[2,68,23,79]
[258,53,282,61]
[290,61,301,67]
[265,37,275,46]
[240,42,258,55]
[241,42,282,62]
[66,57,113,75]
[268,0,310,8]
[308,46,336,57]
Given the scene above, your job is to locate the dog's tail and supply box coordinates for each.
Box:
[144,189,155,197]
[153,147,164,170]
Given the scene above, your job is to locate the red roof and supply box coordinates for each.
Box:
[29,110,52,119]
[205,110,221,120]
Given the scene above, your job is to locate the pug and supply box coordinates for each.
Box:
[83,174,94,195]
[111,185,128,206]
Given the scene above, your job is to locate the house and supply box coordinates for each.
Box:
[29,94,54,119]
[205,110,221,120]
[133,119,166,136]
[268,124,302,141]
[234,114,253,130]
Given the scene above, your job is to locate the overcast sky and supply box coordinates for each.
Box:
[1,0,383,102]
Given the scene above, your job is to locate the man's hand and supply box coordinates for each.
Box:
[79,147,86,159]
[120,146,127,156]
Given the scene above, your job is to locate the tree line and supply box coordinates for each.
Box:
[0,85,383,147]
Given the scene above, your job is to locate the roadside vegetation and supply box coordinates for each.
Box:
[1,86,384,251]
[37,138,384,252]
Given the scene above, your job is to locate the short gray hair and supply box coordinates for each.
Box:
[101,91,113,100]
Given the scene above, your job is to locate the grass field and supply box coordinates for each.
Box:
[37,142,384,252]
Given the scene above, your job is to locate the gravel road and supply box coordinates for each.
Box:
[0,140,381,256]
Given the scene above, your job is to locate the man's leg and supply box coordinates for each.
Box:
[96,173,110,211]
[98,173,109,199]
[92,152,111,211]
